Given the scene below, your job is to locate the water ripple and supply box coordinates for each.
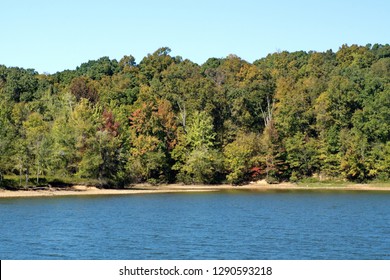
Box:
[0,192,389,259]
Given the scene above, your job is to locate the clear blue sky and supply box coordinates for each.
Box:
[1,0,389,73]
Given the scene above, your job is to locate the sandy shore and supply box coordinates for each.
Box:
[0,181,389,198]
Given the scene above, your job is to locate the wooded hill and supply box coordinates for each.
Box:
[1,44,389,187]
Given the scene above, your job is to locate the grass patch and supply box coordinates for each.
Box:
[297,177,347,187]
[296,177,390,188]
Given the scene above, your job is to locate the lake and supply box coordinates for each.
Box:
[0,191,389,259]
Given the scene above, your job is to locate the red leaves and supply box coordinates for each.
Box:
[100,109,120,137]
[250,166,264,178]
[70,77,98,103]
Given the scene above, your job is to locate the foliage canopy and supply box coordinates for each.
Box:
[1,44,389,187]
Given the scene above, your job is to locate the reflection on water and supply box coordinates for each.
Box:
[0,192,389,259]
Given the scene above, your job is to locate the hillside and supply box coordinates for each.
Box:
[1,44,389,187]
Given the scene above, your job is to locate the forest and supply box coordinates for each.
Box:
[0,44,389,188]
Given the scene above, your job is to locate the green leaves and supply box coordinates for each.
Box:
[178,147,223,184]
[185,111,215,149]
[172,111,222,184]
[1,45,390,187]
[224,133,260,184]
[22,112,50,184]
[0,66,38,102]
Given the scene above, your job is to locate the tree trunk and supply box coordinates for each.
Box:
[19,165,22,187]
[36,162,39,185]
[25,168,29,187]
[177,101,187,132]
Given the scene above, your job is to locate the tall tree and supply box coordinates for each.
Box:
[23,112,50,185]
[172,111,222,184]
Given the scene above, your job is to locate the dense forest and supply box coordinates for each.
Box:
[1,44,389,188]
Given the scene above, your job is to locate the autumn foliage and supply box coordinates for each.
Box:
[1,45,389,187]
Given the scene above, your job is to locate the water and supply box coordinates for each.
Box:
[0,191,389,259]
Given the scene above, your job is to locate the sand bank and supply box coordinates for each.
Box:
[0,181,389,198]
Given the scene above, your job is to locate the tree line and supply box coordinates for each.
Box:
[0,44,389,187]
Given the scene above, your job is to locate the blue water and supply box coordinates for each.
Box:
[0,191,389,259]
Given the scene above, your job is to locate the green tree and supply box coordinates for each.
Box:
[172,111,222,184]
[260,120,287,183]
[71,99,101,179]
[23,112,50,185]
[285,133,319,181]
[339,129,372,181]
[138,47,179,84]
[0,66,38,102]
[76,56,119,80]
[0,100,15,185]
[224,132,261,184]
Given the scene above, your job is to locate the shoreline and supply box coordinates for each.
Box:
[0,182,389,198]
